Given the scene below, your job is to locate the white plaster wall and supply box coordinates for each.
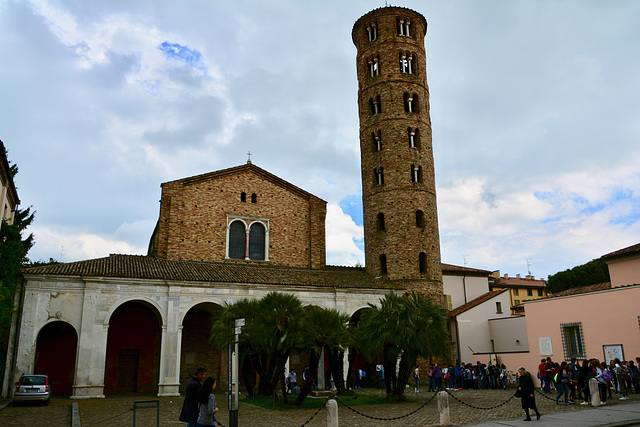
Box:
[443,275,490,309]
[488,315,529,353]
[454,291,512,364]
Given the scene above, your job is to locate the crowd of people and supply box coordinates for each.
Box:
[538,355,640,405]
[417,362,511,391]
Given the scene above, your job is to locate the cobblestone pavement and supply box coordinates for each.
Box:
[1,387,639,426]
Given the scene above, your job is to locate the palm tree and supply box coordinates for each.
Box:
[294,306,350,405]
[357,291,449,400]
[251,292,305,403]
[210,292,305,403]
[210,298,260,396]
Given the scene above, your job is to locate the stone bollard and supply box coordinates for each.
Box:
[326,398,338,427]
[589,378,601,406]
[438,390,451,426]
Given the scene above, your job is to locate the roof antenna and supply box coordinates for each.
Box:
[526,258,532,276]
[247,151,252,164]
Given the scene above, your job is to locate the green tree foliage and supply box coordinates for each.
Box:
[0,207,34,331]
[356,291,449,400]
[546,258,610,293]
[210,292,306,404]
[294,306,350,404]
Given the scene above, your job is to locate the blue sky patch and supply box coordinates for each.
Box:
[158,41,206,74]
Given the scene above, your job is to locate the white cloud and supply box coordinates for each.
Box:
[325,203,364,267]
[29,226,147,263]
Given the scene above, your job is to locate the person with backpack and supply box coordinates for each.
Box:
[592,359,609,404]
[628,360,640,393]
[554,362,571,405]
[614,359,630,400]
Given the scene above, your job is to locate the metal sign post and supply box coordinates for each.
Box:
[229,318,245,427]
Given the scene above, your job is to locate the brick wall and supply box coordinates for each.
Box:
[151,164,326,269]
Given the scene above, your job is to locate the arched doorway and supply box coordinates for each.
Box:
[180,303,223,393]
[34,321,78,395]
[104,301,161,394]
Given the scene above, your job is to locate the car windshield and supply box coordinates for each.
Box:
[22,376,46,386]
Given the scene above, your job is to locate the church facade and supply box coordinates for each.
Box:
[2,6,449,399]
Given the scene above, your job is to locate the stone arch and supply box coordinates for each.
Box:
[103,300,162,394]
[104,296,165,327]
[179,301,224,393]
[34,320,78,395]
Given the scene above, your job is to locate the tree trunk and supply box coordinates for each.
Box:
[393,351,412,399]
[294,350,320,405]
[240,353,255,397]
[329,348,346,395]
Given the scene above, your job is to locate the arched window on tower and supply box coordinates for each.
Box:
[370,95,381,115]
[404,93,419,113]
[228,221,246,259]
[400,53,414,74]
[374,167,384,186]
[251,193,257,203]
[366,23,378,42]
[419,252,427,273]
[249,222,265,260]
[379,254,388,275]
[377,212,385,231]
[241,192,247,202]
[416,210,425,228]
[408,128,420,149]
[397,19,411,37]
[372,130,382,152]
[411,165,422,183]
[368,56,380,77]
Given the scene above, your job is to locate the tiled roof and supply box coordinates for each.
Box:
[448,289,508,317]
[441,263,491,276]
[534,282,612,300]
[22,254,401,290]
[489,276,546,289]
[601,243,640,261]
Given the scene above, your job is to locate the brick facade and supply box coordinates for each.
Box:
[353,7,443,300]
[149,163,327,269]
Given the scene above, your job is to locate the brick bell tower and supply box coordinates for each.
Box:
[352,7,443,300]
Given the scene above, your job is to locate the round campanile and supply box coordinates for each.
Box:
[352,7,443,300]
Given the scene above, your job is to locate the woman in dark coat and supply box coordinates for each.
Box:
[518,367,541,421]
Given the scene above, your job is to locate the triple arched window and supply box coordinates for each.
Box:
[226,216,270,261]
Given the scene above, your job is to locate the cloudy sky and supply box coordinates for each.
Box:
[2,0,639,279]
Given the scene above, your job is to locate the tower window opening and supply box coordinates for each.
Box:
[368,56,380,77]
[369,95,381,115]
[409,128,420,149]
[372,130,382,152]
[377,212,385,231]
[419,252,427,273]
[416,210,425,228]
[366,23,378,42]
[400,53,414,74]
[411,165,422,183]
[397,19,411,37]
[241,192,247,202]
[404,93,419,113]
[374,167,384,186]
[251,193,257,203]
[379,254,388,275]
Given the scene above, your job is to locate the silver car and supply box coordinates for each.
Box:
[13,374,51,405]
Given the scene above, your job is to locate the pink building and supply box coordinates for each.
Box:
[521,243,640,384]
